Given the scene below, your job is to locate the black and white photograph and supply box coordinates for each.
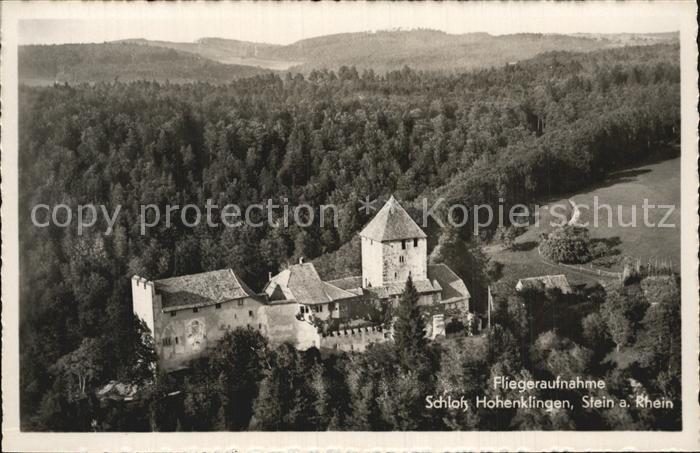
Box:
[2,1,698,451]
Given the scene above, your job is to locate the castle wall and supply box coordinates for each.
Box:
[386,292,439,308]
[319,326,387,352]
[153,295,267,371]
[132,276,322,371]
[382,238,427,284]
[301,301,339,322]
[131,276,157,334]
[262,302,319,348]
[418,292,439,306]
[361,236,384,287]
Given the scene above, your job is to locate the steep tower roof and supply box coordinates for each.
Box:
[359,195,427,241]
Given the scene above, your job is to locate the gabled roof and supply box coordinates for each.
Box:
[516,274,572,294]
[326,276,364,295]
[365,279,440,298]
[264,262,358,305]
[428,263,471,301]
[155,269,255,311]
[359,195,427,242]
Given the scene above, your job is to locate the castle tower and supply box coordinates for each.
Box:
[131,275,158,334]
[359,195,427,288]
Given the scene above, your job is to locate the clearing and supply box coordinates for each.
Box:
[487,157,680,286]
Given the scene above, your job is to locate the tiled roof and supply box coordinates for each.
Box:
[365,278,440,298]
[264,263,358,305]
[517,274,572,294]
[359,195,427,241]
[155,269,254,311]
[96,381,139,401]
[428,264,471,302]
[327,276,363,291]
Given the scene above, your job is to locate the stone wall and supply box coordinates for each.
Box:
[382,238,427,284]
[319,325,388,352]
[154,295,267,371]
[131,276,157,334]
[361,236,384,287]
[132,277,324,370]
[262,302,320,349]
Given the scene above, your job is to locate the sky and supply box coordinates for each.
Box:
[17,1,683,46]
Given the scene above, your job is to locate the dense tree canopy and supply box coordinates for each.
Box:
[18,43,680,431]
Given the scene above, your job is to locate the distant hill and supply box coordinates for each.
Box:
[19,42,273,85]
[20,30,679,85]
[121,38,297,71]
[128,29,679,73]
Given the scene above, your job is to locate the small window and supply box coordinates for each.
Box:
[175,337,179,344]
[394,272,398,278]
[238,300,244,306]
[249,310,253,317]
[163,337,171,346]
[258,323,262,330]
[414,238,418,247]
[215,303,222,309]
[170,311,176,317]
[399,256,404,263]
[193,307,199,313]
[401,239,406,250]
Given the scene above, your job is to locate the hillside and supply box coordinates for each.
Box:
[21,30,679,85]
[18,42,680,431]
[19,42,273,85]
[128,30,679,73]
[122,38,297,71]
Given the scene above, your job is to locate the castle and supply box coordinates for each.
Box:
[132,196,471,371]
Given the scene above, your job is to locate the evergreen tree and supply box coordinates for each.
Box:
[249,343,316,430]
[210,327,268,430]
[393,276,427,371]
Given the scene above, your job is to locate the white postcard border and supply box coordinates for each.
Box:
[2,1,698,451]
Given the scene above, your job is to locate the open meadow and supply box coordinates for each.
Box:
[488,156,680,286]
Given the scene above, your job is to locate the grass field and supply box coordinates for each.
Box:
[487,157,680,286]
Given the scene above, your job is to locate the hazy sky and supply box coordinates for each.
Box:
[18,1,682,46]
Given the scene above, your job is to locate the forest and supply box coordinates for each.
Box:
[18,43,680,430]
